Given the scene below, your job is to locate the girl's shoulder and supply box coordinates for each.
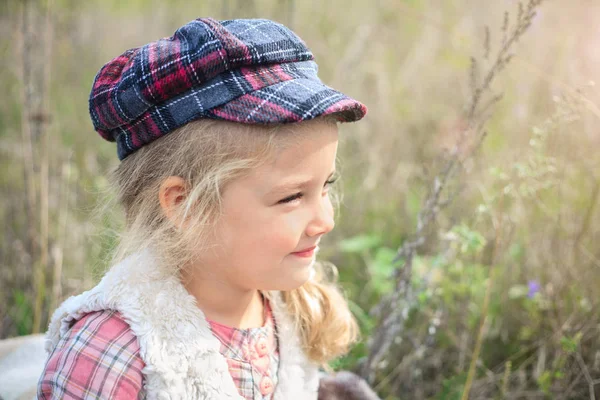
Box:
[38,309,145,399]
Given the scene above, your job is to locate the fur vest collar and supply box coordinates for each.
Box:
[45,250,319,399]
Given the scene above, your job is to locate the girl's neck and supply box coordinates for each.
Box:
[181,272,265,329]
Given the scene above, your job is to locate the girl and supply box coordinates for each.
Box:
[38,17,372,399]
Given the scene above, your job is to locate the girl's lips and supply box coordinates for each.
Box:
[291,246,317,258]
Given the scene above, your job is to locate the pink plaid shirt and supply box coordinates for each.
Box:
[207,300,279,399]
[37,310,145,399]
[38,301,279,399]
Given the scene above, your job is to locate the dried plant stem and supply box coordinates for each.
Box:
[37,0,53,327]
[19,0,38,281]
[34,120,48,334]
[575,352,596,400]
[461,192,503,400]
[21,0,53,334]
[461,267,495,399]
[362,158,457,382]
[500,361,512,399]
[468,0,543,120]
[572,175,599,264]
[50,248,63,315]
[50,158,71,315]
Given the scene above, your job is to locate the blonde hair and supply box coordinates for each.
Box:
[107,117,358,365]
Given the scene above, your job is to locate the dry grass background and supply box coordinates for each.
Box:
[1,0,600,398]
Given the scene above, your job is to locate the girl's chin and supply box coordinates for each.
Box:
[265,263,315,292]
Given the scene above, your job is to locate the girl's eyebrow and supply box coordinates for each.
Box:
[268,171,336,195]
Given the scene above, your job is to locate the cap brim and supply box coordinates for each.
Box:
[206,77,367,124]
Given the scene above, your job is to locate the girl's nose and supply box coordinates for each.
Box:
[306,196,335,237]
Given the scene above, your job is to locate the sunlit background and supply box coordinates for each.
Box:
[1,0,600,398]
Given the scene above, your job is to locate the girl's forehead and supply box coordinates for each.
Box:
[226,122,338,193]
[268,123,338,168]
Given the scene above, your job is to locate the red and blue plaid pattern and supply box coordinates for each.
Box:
[89,18,367,160]
[37,310,145,399]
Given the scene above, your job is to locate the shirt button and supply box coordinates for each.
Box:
[260,376,274,395]
[255,337,269,357]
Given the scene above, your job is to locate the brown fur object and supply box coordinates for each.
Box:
[318,371,382,400]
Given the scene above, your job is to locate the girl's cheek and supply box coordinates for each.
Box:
[271,215,303,245]
[283,211,308,232]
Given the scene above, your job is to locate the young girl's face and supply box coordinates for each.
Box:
[196,120,338,292]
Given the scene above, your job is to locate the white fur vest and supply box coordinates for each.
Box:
[44,250,319,399]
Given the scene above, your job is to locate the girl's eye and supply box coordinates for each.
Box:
[278,192,303,204]
[324,176,338,187]
[277,176,339,205]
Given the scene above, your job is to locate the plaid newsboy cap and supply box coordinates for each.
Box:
[89,18,367,160]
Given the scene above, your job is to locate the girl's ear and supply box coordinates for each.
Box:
[159,176,188,227]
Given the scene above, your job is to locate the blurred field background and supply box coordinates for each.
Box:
[2,0,600,398]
